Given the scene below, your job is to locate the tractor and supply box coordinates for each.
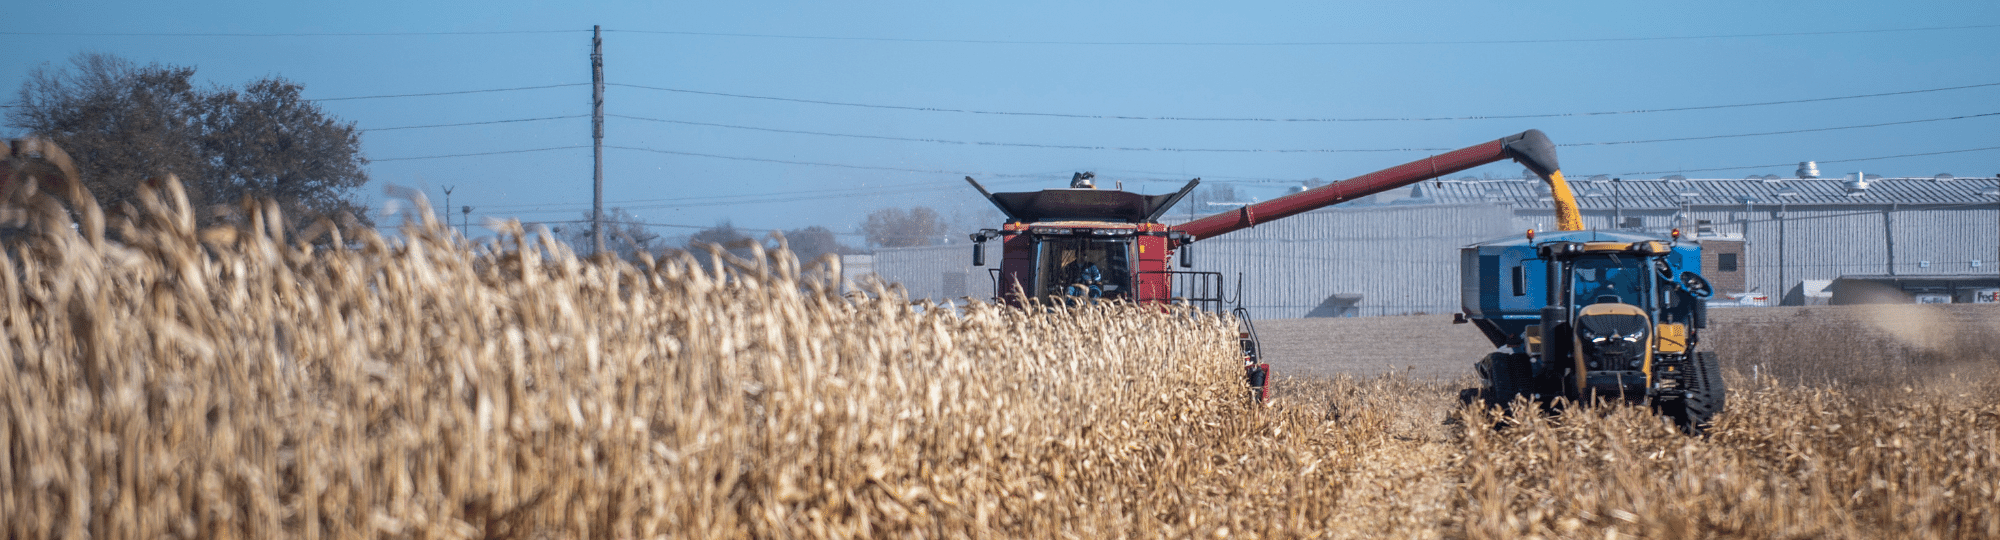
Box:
[964,130,1578,402]
[1458,228,1726,431]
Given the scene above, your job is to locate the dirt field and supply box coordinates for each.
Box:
[1257,303,2000,385]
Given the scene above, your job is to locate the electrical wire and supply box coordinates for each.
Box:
[613,110,1997,153]
[607,114,1449,152]
[476,176,998,210]
[1563,112,2000,147]
[312,83,589,102]
[0,30,582,37]
[366,114,588,131]
[604,145,1069,177]
[373,145,587,162]
[608,81,2000,122]
[605,23,2000,46]
[1616,145,2000,176]
[7,23,1989,42]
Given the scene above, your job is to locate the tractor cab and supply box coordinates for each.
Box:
[1536,239,1712,398]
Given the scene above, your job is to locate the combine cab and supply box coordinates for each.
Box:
[965,130,1579,403]
[1459,230,1725,431]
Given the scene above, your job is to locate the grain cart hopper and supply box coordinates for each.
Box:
[1459,229,1725,431]
[965,129,1578,402]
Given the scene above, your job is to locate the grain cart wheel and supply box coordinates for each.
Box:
[1482,353,1534,410]
[1664,351,1726,434]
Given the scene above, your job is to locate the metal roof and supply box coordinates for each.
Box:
[1414,177,2000,209]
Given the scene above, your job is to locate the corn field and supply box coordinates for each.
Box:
[3,179,1998,539]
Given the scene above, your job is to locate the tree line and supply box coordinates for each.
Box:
[7,53,1002,260]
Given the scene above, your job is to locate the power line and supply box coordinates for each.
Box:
[608,80,2000,122]
[496,176,1052,215]
[477,177,984,210]
[0,30,582,37]
[604,145,1069,177]
[613,110,1997,153]
[605,23,2000,46]
[1563,111,2000,147]
[366,114,588,131]
[6,23,1989,42]
[1615,145,2000,176]
[312,83,588,102]
[373,145,588,162]
[607,114,1449,153]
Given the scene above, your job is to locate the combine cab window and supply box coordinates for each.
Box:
[1034,236,1134,300]
[1571,256,1647,307]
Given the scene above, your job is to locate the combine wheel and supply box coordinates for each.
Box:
[1664,351,1726,433]
[1482,353,1534,410]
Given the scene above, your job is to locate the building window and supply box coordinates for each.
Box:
[1718,253,1738,272]
[1620,217,1642,228]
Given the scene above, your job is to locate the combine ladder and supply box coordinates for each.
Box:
[1233,307,1271,404]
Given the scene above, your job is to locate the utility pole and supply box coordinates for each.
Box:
[591,24,607,255]
[442,185,455,235]
[461,206,473,238]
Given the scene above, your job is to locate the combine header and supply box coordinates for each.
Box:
[965,130,1577,401]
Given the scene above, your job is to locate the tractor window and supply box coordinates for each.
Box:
[1511,266,1526,297]
[1571,256,1646,307]
[1034,236,1133,300]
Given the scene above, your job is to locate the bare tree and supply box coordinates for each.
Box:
[7,53,369,226]
[860,206,947,248]
[555,207,659,258]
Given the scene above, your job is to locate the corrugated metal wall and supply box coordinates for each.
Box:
[869,243,994,302]
[868,198,2000,313]
[1169,204,1514,318]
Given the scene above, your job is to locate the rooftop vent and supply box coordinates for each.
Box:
[1843,173,1868,196]
[1843,172,1879,194]
[1663,174,1689,182]
[1933,173,1956,182]
[1588,174,1611,182]
[1290,184,1310,193]
[1762,174,1782,182]
[1797,161,1819,179]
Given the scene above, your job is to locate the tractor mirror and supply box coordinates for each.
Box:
[972,242,985,266]
[1178,243,1193,268]
[1679,271,1713,299]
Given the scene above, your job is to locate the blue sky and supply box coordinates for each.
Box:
[4,1,1997,242]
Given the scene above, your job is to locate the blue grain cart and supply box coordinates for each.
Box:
[1456,230,1726,431]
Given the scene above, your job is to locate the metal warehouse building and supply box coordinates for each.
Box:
[866,173,2000,317]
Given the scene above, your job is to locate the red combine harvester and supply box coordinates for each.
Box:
[966,129,1577,402]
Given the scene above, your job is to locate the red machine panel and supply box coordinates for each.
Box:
[1134,234,1171,303]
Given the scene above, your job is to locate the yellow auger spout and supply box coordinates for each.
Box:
[1544,169,1585,232]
